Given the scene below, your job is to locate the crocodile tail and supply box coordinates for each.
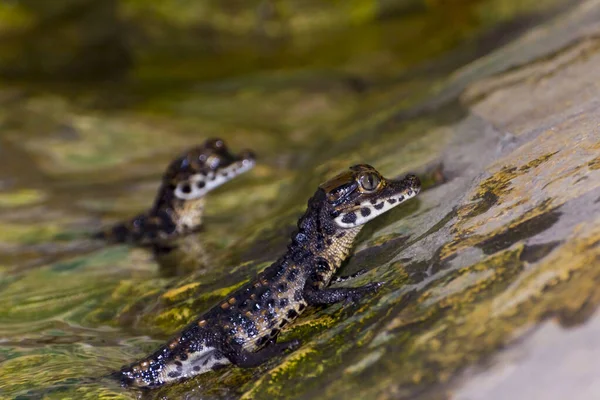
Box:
[111,336,230,388]
[91,221,136,244]
[93,211,178,245]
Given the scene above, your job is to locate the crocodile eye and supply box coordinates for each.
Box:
[359,173,380,191]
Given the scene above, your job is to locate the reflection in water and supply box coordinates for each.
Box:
[151,233,210,278]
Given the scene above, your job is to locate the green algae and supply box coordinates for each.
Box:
[0,222,62,245]
[442,152,562,259]
[0,189,47,208]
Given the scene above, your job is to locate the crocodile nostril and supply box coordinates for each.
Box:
[196,181,205,189]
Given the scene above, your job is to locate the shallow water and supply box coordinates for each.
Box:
[2,1,599,399]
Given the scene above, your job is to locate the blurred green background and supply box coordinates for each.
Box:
[0,0,562,85]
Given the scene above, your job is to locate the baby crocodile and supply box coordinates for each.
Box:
[113,164,421,388]
[94,138,255,244]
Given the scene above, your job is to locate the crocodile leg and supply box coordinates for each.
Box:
[224,339,301,368]
[331,269,367,283]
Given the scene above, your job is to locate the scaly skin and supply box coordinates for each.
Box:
[113,164,421,388]
[94,138,255,245]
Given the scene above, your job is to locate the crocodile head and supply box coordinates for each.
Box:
[162,138,256,201]
[147,138,256,237]
[320,164,421,229]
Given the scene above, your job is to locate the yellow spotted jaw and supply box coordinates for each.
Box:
[334,186,420,228]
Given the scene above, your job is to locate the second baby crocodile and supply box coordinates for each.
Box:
[113,164,421,388]
[94,138,255,245]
